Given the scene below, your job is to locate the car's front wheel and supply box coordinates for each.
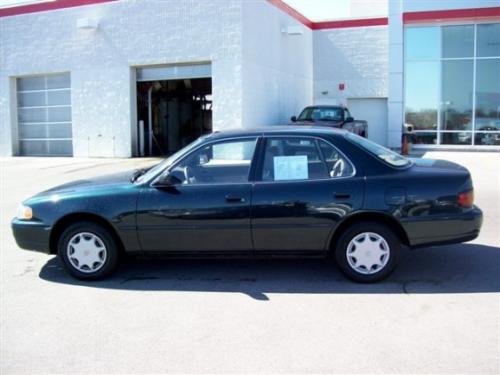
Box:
[58,222,119,280]
[335,222,400,283]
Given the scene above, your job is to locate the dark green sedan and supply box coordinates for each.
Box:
[12,127,483,282]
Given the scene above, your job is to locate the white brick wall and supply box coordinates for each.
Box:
[241,0,313,127]
[0,0,245,157]
[313,26,389,105]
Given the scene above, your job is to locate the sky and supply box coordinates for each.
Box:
[0,0,53,8]
[283,0,387,21]
[0,0,388,21]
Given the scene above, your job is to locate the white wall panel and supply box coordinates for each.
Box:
[313,26,389,105]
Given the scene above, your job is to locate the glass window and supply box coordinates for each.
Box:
[169,138,257,184]
[17,91,46,107]
[47,90,71,106]
[404,61,439,130]
[19,124,47,139]
[405,23,500,147]
[18,107,47,123]
[297,107,344,122]
[475,132,500,145]
[441,60,473,131]
[261,137,353,181]
[412,132,437,145]
[17,73,72,156]
[135,137,207,184]
[46,73,71,89]
[48,123,73,138]
[17,76,45,91]
[441,132,472,145]
[48,140,73,155]
[442,25,474,58]
[405,27,440,60]
[346,133,411,168]
[475,59,500,132]
[318,140,355,177]
[477,23,500,57]
[19,140,47,155]
[48,106,72,122]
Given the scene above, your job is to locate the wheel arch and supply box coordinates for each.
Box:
[49,212,125,255]
[328,211,410,252]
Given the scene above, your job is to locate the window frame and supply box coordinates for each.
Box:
[404,21,500,148]
[151,136,261,187]
[254,135,357,184]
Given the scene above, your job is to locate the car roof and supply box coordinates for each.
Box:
[206,126,347,140]
[303,105,345,109]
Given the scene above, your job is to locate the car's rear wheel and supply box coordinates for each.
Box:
[58,222,119,280]
[335,222,400,283]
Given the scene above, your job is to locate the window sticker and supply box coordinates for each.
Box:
[273,155,308,181]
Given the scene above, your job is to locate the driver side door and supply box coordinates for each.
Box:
[136,137,259,253]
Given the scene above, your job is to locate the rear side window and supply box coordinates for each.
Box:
[346,133,411,168]
[260,137,354,181]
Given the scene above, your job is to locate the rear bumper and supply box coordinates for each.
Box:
[11,219,52,254]
[402,206,483,248]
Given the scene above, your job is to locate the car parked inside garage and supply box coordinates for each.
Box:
[12,127,482,282]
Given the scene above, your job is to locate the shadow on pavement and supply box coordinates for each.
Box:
[39,243,500,300]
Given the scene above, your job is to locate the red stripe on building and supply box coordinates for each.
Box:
[313,17,388,30]
[267,0,388,30]
[267,0,314,28]
[403,6,500,24]
[0,0,117,17]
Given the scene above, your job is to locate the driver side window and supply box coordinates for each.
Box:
[169,138,257,185]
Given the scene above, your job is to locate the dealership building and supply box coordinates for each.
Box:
[0,0,499,157]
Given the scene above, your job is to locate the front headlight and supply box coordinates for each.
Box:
[16,205,33,220]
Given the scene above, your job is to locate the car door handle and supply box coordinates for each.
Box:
[225,195,245,203]
[334,192,351,199]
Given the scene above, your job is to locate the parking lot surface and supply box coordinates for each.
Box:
[1,153,499,374]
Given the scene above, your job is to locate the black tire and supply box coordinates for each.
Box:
[335,221,400,283]
[57,221,119,280]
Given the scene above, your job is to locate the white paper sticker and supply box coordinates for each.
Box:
[273,155,308,181]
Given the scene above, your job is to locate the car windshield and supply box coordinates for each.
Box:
[298,107,343,122]
[134,137,207,183]
[346,133,411,168]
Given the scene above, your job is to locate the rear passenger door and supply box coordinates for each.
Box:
[251,136,363,254]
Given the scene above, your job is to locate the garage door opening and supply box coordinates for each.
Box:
[136,64,212,157]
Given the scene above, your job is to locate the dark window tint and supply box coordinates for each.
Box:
[477,23,500,57]
[442,25,474,58]
[441,60,473,131]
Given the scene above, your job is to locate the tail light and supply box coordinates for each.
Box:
[458,190,474,208]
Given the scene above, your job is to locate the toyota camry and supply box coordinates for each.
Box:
[12,127,483,282]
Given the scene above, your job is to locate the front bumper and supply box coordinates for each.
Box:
[11,219,52,254]
[402,206,483,248]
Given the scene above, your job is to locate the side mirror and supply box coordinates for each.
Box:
[291,116,297,122]
[153,173,182,188]
[345,116,354,123]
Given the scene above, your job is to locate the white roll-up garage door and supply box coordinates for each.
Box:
[347,98,388,146]
[17,73,72,156]
[136,63,211,82]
